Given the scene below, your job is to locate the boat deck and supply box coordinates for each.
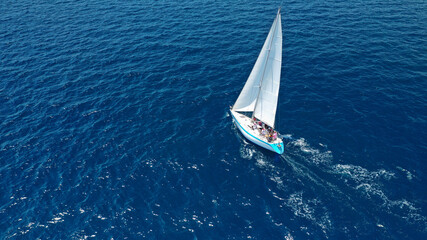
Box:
[232,111,282,144]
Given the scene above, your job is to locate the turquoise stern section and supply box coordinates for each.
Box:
[272,142,284,154]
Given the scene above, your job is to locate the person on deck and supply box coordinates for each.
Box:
[273,131,278,140]
[253,121,258,130]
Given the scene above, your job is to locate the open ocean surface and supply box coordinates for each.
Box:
[1,0,426,239]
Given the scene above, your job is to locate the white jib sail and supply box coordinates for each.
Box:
[253,12,282,128]
[232,11,282,113]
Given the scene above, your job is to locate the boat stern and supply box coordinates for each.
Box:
[271,142,284,154]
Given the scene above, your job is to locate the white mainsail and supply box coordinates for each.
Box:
[232,10,282,128]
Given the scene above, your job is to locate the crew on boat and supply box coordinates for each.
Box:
[251,118,278,142]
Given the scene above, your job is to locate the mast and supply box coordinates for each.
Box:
[252,9,281,128]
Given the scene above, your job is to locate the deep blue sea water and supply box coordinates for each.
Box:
[1,0,426,239]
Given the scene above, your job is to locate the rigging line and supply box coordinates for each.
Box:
[252,9,281,128]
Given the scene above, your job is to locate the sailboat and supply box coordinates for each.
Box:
[230,9,284,154]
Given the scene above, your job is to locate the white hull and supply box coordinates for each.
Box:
[230,110,284,154]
